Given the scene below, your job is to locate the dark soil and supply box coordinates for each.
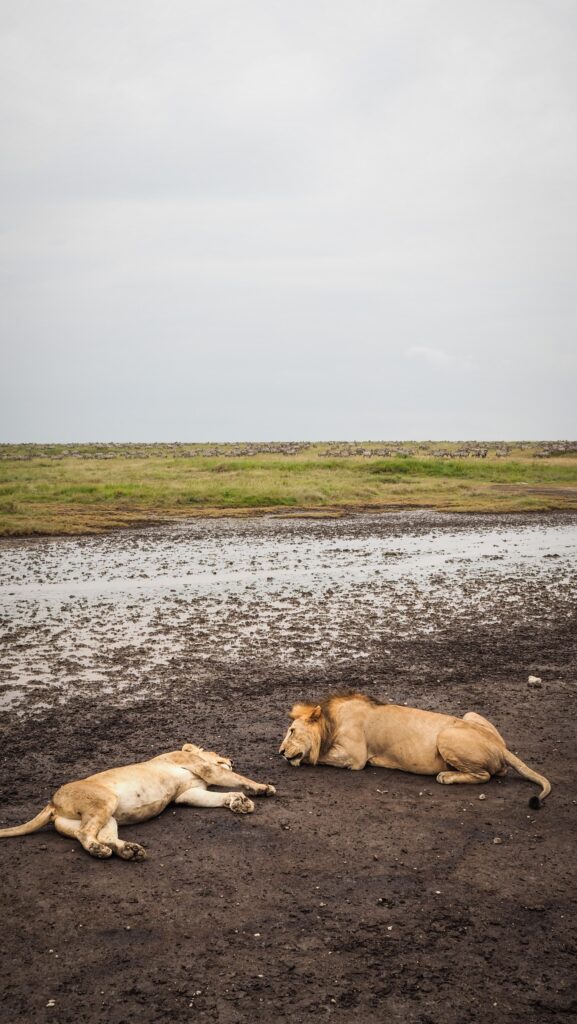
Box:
[1,512,576,1024]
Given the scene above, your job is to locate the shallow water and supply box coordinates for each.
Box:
[1,511,576,711]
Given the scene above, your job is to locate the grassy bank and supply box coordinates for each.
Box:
[1,446,576,535]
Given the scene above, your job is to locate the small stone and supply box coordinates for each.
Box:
[46,1000,56,1008]
[528,675,542,684]
[478,794,486,801]
[253,933,261,938]
[493,837,503,845]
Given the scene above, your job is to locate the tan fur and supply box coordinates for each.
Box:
[0,743,275,859]
[280,693,551,807]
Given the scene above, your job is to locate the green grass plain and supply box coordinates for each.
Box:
[1,443,576,535]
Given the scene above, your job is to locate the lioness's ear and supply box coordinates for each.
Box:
[182,743,195,751]
[308,705,322,722]
[289,703,314,720]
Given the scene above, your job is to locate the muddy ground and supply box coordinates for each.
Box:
[1,511,576,1024]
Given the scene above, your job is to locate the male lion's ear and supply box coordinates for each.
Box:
[308,705,323,722]
[289,703,314,720]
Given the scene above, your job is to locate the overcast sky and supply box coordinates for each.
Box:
[1,1,576,442]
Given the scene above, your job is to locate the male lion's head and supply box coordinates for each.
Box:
[279,704,325,766]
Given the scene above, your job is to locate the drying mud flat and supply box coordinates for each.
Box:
[1,511,576,1023]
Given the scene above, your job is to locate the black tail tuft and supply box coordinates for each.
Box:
[528,795,542,810]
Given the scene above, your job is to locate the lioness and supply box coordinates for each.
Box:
[280,693,550,807]
[0,744,276,859]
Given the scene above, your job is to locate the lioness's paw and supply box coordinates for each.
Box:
[436,772,452,784]
[263,784,276,797]
[87,842,113,859]
[229,794,255,814]
[118,842,147,861]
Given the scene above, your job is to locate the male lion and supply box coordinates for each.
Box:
[279,693,550,807]
[0,744,276,860]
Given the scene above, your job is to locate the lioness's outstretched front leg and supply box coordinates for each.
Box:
[193,765,276,796]
[175,788,255,814]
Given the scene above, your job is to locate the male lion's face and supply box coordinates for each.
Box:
[279,707,321,766]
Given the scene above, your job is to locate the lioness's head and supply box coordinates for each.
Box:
[181,743,233,770]
[279,704,324,766]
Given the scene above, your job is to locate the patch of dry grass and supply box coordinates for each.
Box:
[0,450,576,535]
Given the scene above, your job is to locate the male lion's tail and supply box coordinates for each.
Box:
[504,751,551,809]
[0,804,54,837]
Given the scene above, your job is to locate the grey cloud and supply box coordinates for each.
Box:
[1,0,576,441]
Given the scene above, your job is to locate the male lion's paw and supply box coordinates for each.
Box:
[436,772,452,784]
[263,784,276,797]
[118,842,147,861]
[229,794,255,814]
[87,842,113,859]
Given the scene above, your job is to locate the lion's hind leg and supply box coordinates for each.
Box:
[97,818,147,861]
[52,782,118,858]
[73,791,118,858]
[54,815,82,841]
[55,815,145,859]
[462,711,505,742]
[54,812,113,857]
[436,769,491,785]
[55,814,145,859]
[462,713,508,775]
[436,721,506,788]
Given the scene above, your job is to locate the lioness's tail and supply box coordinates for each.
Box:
[504,751,551,809]
[0,804,54,837]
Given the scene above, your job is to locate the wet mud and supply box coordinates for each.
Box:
[1,511,576,1023]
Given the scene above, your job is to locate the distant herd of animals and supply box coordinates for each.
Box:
[0,693,550,860]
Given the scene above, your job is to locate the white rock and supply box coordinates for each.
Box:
[528,675,542,684]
